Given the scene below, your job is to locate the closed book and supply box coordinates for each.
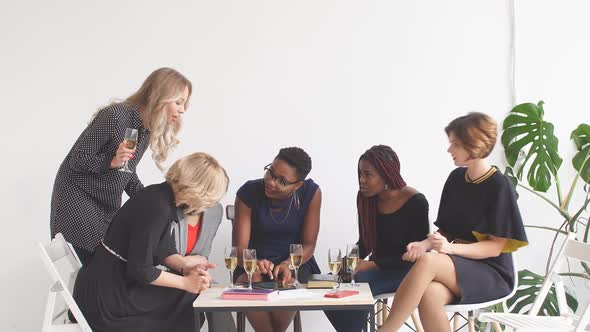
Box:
[307,274,338,289]
[221,288,279,301]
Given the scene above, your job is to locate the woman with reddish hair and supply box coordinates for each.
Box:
[380,113,528,332]
[325,145,429,332]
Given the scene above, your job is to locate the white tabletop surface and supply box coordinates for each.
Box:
[193,283,375,309]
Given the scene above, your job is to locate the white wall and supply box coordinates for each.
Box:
[1,1,588,330]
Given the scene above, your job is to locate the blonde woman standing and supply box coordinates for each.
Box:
[50,67,191,264]
[73,152,229,332]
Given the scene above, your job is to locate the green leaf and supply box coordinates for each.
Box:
[507,269,578,316]
[504,166,519,199]
[571,124,590,185]
[501,101,563,192]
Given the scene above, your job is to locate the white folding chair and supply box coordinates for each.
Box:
[373,292,423,332]
[226,204,302,332]
[445,256,519,332]
[479,232,590,332]
[39,233,92,332]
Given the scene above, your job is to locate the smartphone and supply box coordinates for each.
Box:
[324,290,359,298]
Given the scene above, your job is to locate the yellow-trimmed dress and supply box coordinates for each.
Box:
[434,166,528,304]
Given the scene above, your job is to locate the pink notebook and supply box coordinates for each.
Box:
[222,288,279,301]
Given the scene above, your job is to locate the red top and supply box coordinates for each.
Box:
[186,222,201,255]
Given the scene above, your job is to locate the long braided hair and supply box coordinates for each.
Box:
[357,145,406,256]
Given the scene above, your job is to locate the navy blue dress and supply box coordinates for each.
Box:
[234,178,321,281]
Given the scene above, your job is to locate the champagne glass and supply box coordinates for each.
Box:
[243,249,257,289]
[290,244,303,288]
[118,128,138,173]
[224,246,238,288]
[328,248,342,291]
[346,244,360,287]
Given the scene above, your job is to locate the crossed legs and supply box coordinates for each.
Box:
[380,253,460,332]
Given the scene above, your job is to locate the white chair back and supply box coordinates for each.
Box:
[479,232,590,332]
[39,233,92,332]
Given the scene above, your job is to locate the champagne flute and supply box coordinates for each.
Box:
[290,244,303,288]
[118,128,138,173]
[328,248,342,291]
[243,249,257,289]
[224,246,238,288]
[346,244,360,287]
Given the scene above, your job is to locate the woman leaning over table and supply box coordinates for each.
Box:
[233,147,322,332]
[50,67,192,265]
[380,112,528,332]
[73,152,229,332]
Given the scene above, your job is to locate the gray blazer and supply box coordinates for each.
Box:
[172,204,236,332]
[172,203,223,257]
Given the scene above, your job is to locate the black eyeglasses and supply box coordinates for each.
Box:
[263,163,299,187]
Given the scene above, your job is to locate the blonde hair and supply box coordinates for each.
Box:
[166,152,229,216]
[445,112,498,159]
[126,67,192,171]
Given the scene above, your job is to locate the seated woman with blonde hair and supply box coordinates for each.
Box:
[380,112,528,332]
[73,152,229,332]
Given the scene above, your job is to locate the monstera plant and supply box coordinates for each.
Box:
[499,101,590,317]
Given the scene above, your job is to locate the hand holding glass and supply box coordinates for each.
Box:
[243,249,257,289]
[290,244,303,288]
[224,246,237,288]
[346,244,360,287]
[118,128,138,173]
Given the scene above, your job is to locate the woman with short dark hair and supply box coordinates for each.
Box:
[380,112,528,332]
[233,147,322,332]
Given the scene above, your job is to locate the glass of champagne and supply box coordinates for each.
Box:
[328,248,342,291]
[290,244,303,288]
[224,246,238,288]
[346,244,360,287]
[118,128,138,173]
[243,249,257,289]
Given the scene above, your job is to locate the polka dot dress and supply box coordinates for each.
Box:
[50,103,150,251]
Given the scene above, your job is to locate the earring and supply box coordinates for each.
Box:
[384,184,389,190]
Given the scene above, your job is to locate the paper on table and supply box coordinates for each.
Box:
[275,289,323,300]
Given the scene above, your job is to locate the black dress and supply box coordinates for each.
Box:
[73,182,198,332]
[434,167,528,304]
[358,193,430,271]
[50,103,149,252]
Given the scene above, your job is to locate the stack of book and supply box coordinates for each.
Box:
[221,288,279,301]
[306,274,338,289]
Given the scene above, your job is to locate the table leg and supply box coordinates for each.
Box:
[237,312,245,332]
[369,307,376,332]
[194,310,201,331]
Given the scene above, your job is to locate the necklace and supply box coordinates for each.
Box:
[269,194,294,224]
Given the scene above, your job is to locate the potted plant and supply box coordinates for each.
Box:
[488,101,590,322]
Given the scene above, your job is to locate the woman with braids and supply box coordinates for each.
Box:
[233,147,322,332]
[50,68,191,265]
[324,145,429,332]
[380,113,527,332]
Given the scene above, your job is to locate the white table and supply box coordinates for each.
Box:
[193,283,376,332]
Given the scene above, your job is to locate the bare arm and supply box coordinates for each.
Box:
[430,232,507,259]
